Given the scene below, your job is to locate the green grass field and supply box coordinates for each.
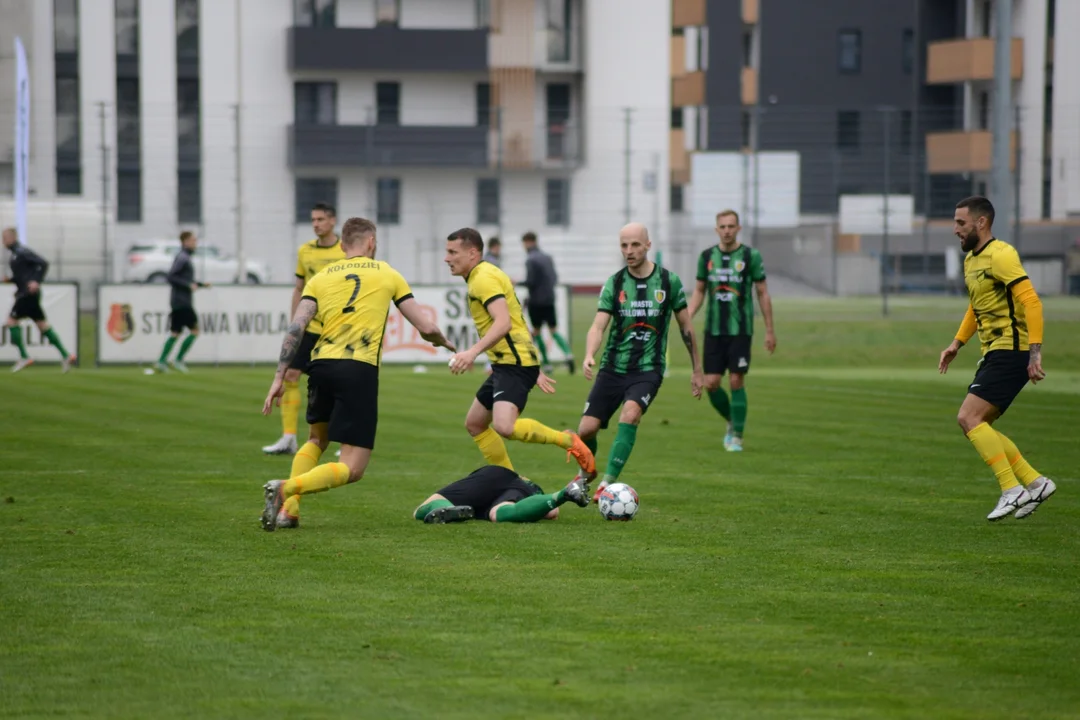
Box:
[3,296,1079,719]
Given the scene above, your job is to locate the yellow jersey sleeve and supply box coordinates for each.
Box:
[391,268,414,305]
[990,245,1029,289]
[300,273,326,326]
[469,267,507,308]
[295,247,306,279]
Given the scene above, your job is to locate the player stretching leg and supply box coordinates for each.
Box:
[939,196,1056,521]
[413,465,590,524]
[573,223,703,501]
[443,228,594,477]
[264,203,345,457]
[261,218,453,531]
[687,210,775,452]
[2,228,76,372]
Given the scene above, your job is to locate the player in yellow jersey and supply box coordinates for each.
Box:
[263,202,346,457]
[443,228,595,477]
[259,218,454,531]
[939,196,1057,521]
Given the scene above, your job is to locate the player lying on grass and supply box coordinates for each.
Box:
[413,465,591,524]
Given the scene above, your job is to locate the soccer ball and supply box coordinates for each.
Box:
[598,483,639,521]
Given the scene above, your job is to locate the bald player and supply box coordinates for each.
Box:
[572,223,703,500]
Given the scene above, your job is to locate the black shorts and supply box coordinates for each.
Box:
[583,369,663,430]
[437,466,544,521]
[306,359,379,449]
[170,307,198,333]
[289,331,319,372]
[9,295,45,322]
[476,364,540,412]
[968,350,1030,414]
[704,334,752,376]
[528,304,557,330]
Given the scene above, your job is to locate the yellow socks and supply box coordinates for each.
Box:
[510,418,572,448]
[472,428,514,470]
[281,381,301,435]
[281,441,324,518]
[966,423,1019,491]
[283,462,350,497]
[996,430,1042,486]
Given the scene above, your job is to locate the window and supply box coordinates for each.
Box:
[295,0,336,27]
[546,0,571,62]
[116,78,141,160]
[546,83,571,159]
[376,178,401,224]
[670,184,685,213]
[57,169,81,195]
[477,0,491,28]
[671,107,684,130]
[176,0,198,60]
[741,29,753,68]
[115,0,138,55]
[294,82,337,125]
[295,178,337,223]
[837,110,860,149]
[476,83,491,126]
[740,110,751,148]
[54,0,79,53]
[981,0,992,37]
[902,28,914,74]
[376,82,400,125]
[546,178,570,226]
[178,170,201,223]
[900,110,912,151]
[117,170,141,222]
[838,29,862,73]
[376,0,399,26]
[177,79,200,151]
[978,90,990,130]
[477,178,500,225]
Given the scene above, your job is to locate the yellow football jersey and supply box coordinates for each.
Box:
[964,238,1030,353]
[295,237,346,334]
[465,261,538,366]
[302,258,413,366]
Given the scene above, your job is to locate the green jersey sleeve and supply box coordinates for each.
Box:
[696,250,709,282]
[749,248,767,282]
[598,275,617,314]
[670,272,688,312]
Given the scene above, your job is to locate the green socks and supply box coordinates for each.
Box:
[600,422,638,484]
[8,326,28,359]
[708,388,731,421]
[158,336,178,364]
[731,388,748,435]
[414,498,452,521]
[535,335,550,364]
[177,334,197,361]
[42,328,69,358]
[551,332,572,356]
[494,492,560,523]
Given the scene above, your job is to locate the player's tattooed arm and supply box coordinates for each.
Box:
[276,298,317,374]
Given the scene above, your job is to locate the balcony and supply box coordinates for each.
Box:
[743,0,759,24]
[287,26,488,72]
[672,0,705,28]
[926,37,1023,84]
[926,130,1017,174]
[289,124,489,168]
[670,129,689,185]
[492,122,583,170]
[672,71,705,107]
[671,35,686,77]
[741,67,757,106]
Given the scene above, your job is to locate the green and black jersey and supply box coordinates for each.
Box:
[597,264,688,375]
[696,244,766,337]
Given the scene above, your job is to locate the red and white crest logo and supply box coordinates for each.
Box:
[107,303,134,343]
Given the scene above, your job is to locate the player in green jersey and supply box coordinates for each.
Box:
[574,222,704,501]
[687,209,776,452]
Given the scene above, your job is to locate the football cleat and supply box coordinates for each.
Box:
[260,480,286,532]
[563,478,590,508]
[726,435,743,453]
[424,505,475,524]
[565,431,596,478]
[987,486,1032,521]
[153,362,169,374]
[723,425,734,450]
[169,360,190,374]
[61,355,77,373]
[262,435,298,456]
[275,509,300,529]
[1014,478,1056,520]
[591,479,610,504]
[11,358,34,373]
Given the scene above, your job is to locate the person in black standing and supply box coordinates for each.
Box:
[521,231,574,374]
[2,227,76,373]
[154,231,208,373]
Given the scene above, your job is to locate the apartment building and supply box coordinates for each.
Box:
[0,0,672,285]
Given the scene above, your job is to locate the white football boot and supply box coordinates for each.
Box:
[987,485,1032,521]
[11,358,34,373]
[1014,477,1057,520]
[61,355,77,373]
[262,435,298,455]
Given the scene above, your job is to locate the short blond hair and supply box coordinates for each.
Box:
[342,217,377,245]
[716,210,740,225]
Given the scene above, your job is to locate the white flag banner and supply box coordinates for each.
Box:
[14,37,30,247]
